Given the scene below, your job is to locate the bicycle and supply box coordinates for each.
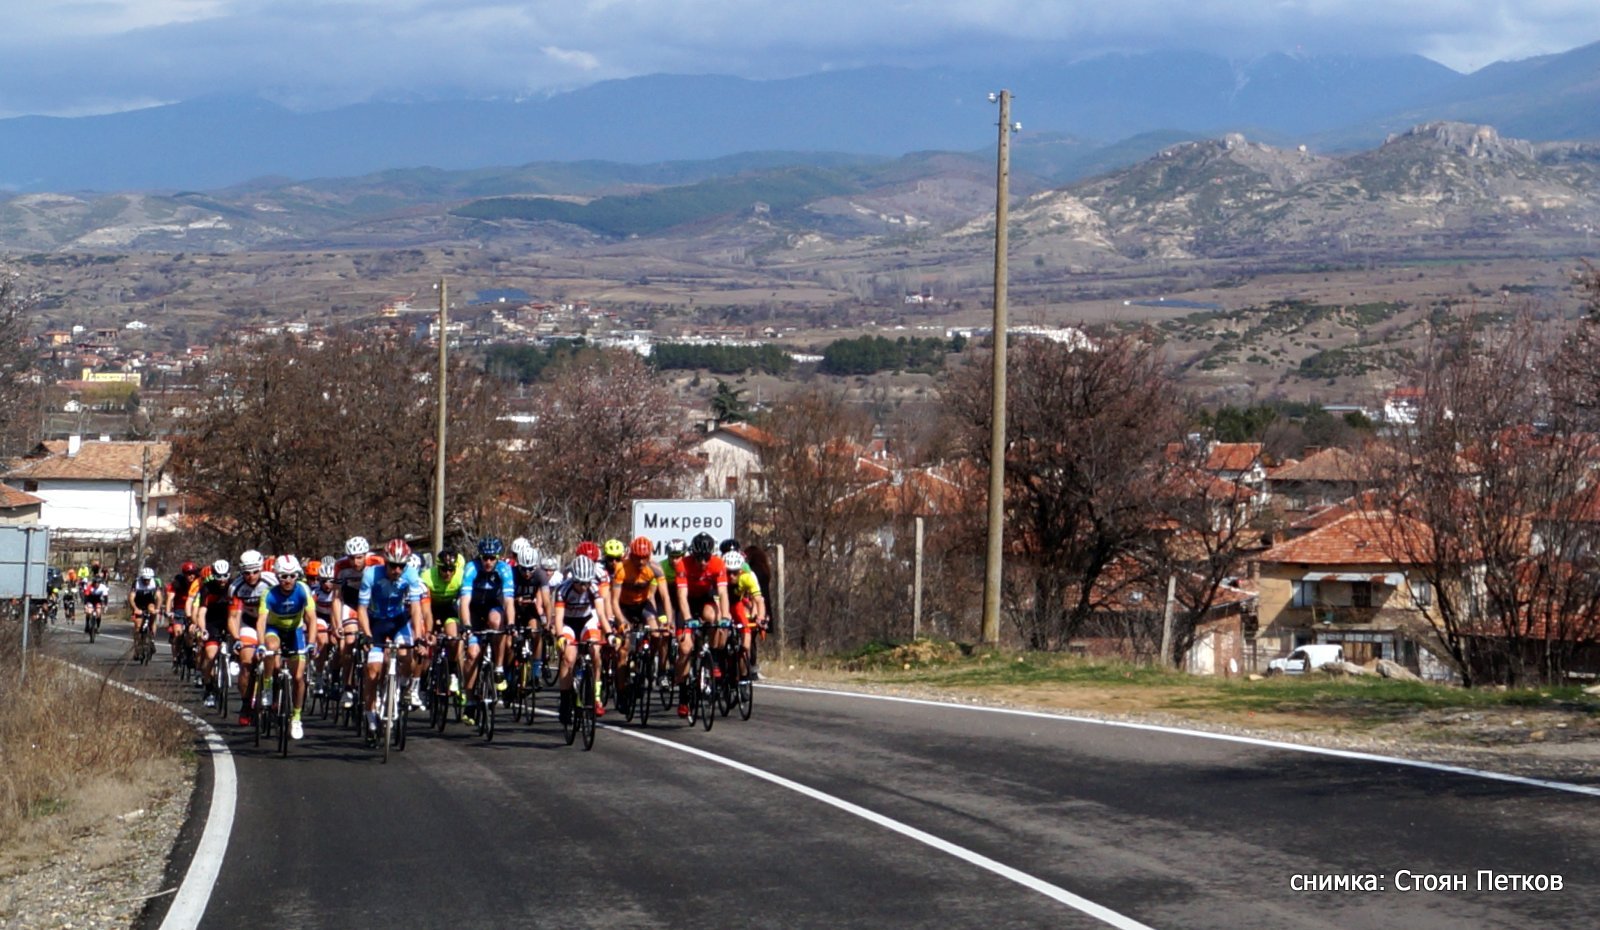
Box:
[131,609,158,665]
[685,621,717,732]
[209,639,234,719]
[84,600,100,643]
[248,646,294,756]
[561,635,597,750]
[719,623,754,721]
[623,627,658,726]
[426,634,462,732]
[372,640,412,762]
[506,627,536,724]
[465,628,506,742]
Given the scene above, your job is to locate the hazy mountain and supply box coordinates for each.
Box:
[0,45,1563,194]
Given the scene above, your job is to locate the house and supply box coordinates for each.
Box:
[1265,446,1375,512]
[692,422,771,497]
[0,484,44,526]
[1,437,180,546]
[1255,510,1450,677]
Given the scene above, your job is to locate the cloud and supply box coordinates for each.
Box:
[0,0,1596,116]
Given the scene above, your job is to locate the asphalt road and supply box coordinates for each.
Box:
[46,616,1600,930]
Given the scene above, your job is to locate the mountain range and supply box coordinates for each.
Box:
[2,42,1599,194]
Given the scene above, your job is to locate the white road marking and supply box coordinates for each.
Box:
[50,655,237,930]
[545,710,1155,929]
[760,684,1600,799]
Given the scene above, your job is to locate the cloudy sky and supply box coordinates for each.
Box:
[3,0,1598,118]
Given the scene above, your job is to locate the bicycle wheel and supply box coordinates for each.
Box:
[738,678,754,720]
[396,699,409,752]
[277,675,291,757]
[540,633,560,688]
[562,688,579,746]
[86,614,96,643]
[381,672,395,764]
[696,657,715,732]
[430,660,448,732]
[638,661,653,727]
[216,662,229,720]
[479,663,496,742]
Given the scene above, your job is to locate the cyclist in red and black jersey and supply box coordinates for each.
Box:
[672,532,729,717]
[196,560,234,707]
[165,561,201,659]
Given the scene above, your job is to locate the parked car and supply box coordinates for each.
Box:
[1267,644,1345,675]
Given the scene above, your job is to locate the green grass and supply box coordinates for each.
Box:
[815,642,1600,725]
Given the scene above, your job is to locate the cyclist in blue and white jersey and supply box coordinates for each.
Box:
[457,537,515,697]
[551,554,613,721]
[257,554,316,740]
[357,538,425,735]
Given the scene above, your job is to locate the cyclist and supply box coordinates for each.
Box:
[723,550,766,681]
[510,538,549,681]
[228,550,276,727]
[331,537,382,699]
[61,568,78,626]
[128,567,163,644]
[551,554,610,721]
[82,572,110,634]
[196,559,233,708]
[357,538,425,736]
[164,561,201,660]
[674,532,729,718]
[256,554,316,740]
[457,537,515,699]
[612,535,670,681]
[420,548,463,696]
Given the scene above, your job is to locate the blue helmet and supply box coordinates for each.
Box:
[478,537,503,558]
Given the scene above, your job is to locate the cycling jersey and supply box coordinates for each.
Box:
[334,553,384,608]
[83,583,109,605]
[459,557,514,608]
[421,565,462,620]
[230,573,276,627]
[313,582,335,623]
[553,578,601,624]
[199,577,232,635]
[512,564,545,606]
[359,563,423,623]
[132,576,163,608]
[675,555,727,599]
[731,568,762,602]
[166,573,198,613]
[612,558,661,607]
[261,581,314,628]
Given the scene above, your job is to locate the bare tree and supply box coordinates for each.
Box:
[946,333,1188,650]
[0,279,42,458]
[514,349,694,543]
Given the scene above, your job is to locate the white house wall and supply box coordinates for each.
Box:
[31,479,140,536]
[698,436,763,496]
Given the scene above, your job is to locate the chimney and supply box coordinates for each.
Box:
[67,434,82,457]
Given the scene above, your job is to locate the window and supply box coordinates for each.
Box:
[1292,580,1317,608]
[725,475,739,493]
[155,500,169,519]
[1410,580,1432,607]
[1350,581,1373,608]
[23,480,38,493]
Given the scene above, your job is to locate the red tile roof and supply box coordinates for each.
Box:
[0,484,44,509]
[1268,446,1370,483]
[1205,442,1263,473]
[4,440,172,482]
[1260,511,1432,566]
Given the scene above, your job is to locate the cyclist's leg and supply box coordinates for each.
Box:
[486,607,508,686]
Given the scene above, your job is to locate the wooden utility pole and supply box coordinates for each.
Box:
[912,516,924,640]
[980,90,1015,647]
[775,544,787,658]
[432,278,448,553]
[134,446,151,570]
[1160,574,1178,669]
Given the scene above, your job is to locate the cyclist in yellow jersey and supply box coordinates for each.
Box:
[724,550,765,682]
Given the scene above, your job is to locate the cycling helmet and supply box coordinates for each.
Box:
[384,538,412,565]
[511,537,536,564]
[603,538,626,559]
[666,538,688,557]
[303,559,321,579]
[539,555,559,572]
[212,559,230,577]
[275,554,302,578]
[239,549,264,572]
[690,532,716,558]
[723,551,745,572]
[180,560,198,575]
[436,549,459,571]
[576,540,601,561]
[569,555,598,584]
[316,559,335,580]
[478,537,503,558]
[630,536,653,559]
[139,566,155,580]
[719,538,740,555]
[345,535,370,557]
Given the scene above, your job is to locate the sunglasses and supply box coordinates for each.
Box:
[386,561,407,570]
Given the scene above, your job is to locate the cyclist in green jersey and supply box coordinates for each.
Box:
[421,549,464,694]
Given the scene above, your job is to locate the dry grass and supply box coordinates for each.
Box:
[0,621,190,848]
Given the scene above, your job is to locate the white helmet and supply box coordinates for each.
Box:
[275,554,302,577]
[316,558,335,580]
[539,556,559,571]
[345,535,371,557]
[239,549,264,572]
[138,566,155,580]
[568,555,598,584]
[212,559,230,576]
[723,551,745,572]
[511,537,535,564]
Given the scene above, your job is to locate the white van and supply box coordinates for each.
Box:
[1267,644,1344,675]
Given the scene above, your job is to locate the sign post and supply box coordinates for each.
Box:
[2,526,51,683]
[630,499,736,556]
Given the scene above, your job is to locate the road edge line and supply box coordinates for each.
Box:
[48,656,236,930]
[758,683,1600,798]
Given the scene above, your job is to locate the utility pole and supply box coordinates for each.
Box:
[134,446,151,570]
[912,516,924,640]
[980,90,1017,648]
[432,278,448,552]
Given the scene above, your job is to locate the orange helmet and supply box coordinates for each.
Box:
[630,536,653,559]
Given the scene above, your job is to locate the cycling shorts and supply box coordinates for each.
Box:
[263,623,307,656]
[365,625,413,664]
[620,601,658,627]
[468,600,506,631]
[683,594,719,628]
[236,626,261,647]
